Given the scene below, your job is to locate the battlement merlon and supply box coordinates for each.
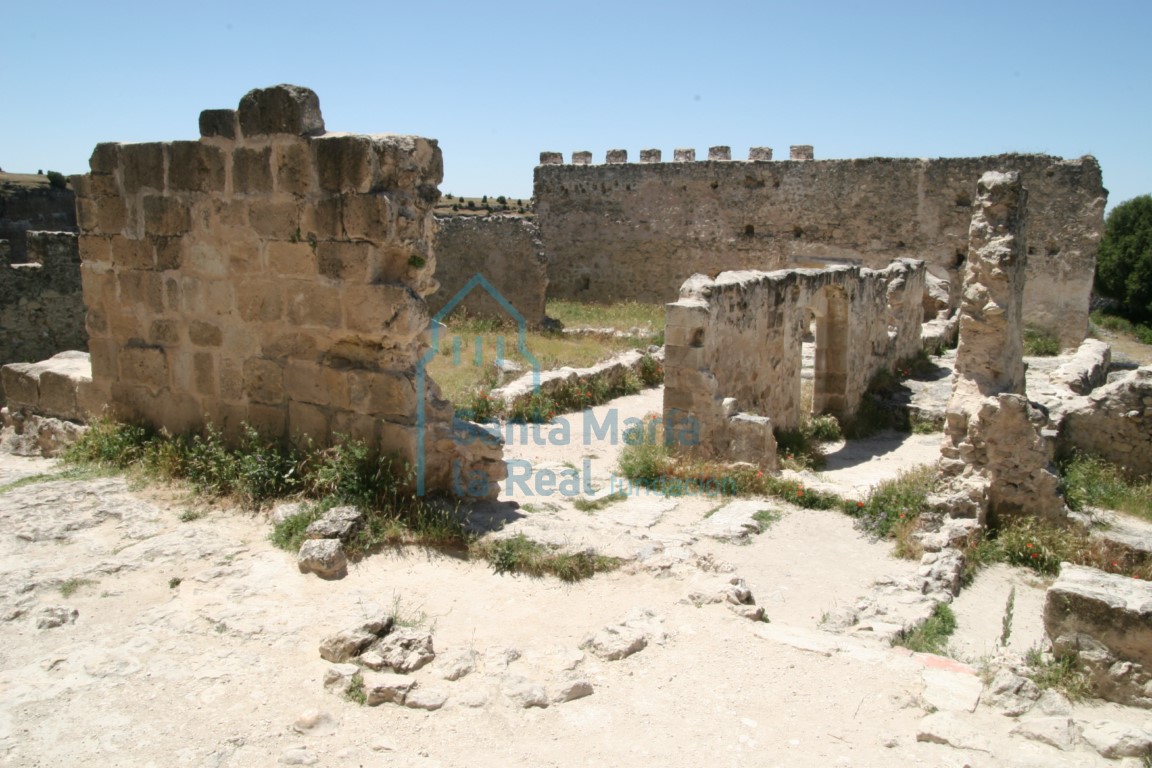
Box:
[534,146,805,167]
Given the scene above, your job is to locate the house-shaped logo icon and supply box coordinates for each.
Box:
[415,273,541,495]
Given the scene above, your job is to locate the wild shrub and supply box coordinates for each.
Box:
[853,464,937,539]
[1023,327,1061,356]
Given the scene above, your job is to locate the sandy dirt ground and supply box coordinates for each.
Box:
[1,388,1150,767]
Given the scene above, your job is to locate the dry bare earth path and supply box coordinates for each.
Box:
[0,392,1147,766]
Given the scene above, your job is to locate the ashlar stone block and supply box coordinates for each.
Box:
[314,135,373,193]
[168,141,225,193]
[233,146,274,194]
[237,84,325,137]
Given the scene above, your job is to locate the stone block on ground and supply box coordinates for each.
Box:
[297,539,348,579]
[1009,716,1080,752]
[363,672,416,706]
[915,712,991,753]
[1045,563,1152,706]
[36,606,78,629]
[581,625,647,661]
[370,628,435,672]
[322,663,361,693]
[304,505,363,540]
[403,687,448,711]
[921,668,983,713]
[550,679,594,704]
[318,615,394,662]
[1080,720,1152,758]
[503,677,550,709]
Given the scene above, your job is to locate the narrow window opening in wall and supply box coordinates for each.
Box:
[1027,246,1036,256]
[792,226,804,239]
[896,240,905,248]
[690,328,705,347]
[955,192,971,207]
[801,309,816,415]
[744,224,755,236]
[625,184,631,191]
[710,181,719,190]
[579,275,591,291]
[953,249,966,268]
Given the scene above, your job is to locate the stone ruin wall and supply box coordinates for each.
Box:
[940,170,1064,526]
[0,231,87,405]
[1059,366,1152,482]
[429,216,547,326]
[663,260,925,465]
[0,184,77,262]
[72,84,503,498]
[535,151,1105,347]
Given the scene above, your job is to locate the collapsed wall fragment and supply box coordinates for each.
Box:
[939,170,1064,526]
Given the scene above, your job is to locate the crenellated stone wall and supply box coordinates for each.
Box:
[663,259,925,465]
[72,84,504,498]
[534,151,1105,347]
[0,231,87,404]
[430,216,547,326]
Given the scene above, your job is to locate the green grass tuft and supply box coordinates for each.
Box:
[894,603,957,654]
[58,578,95,597]
[1062,452,1152,521]
[1025,647,1091,701]
[0,466,105,496]
[573,491,627,512]
[344,674,367,705]
[472,534,622,582]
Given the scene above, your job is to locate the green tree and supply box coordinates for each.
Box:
[1097,195,1152,320]
[46,170,68,189]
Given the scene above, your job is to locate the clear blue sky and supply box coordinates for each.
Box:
[3,1,1148,208]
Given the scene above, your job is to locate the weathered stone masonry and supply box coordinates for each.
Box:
[0,231,87,404]
[72,84,503,497]
[535,151,1105,347]
[663,260,925,466]
[0,184,77,262]
[430,216,547,326]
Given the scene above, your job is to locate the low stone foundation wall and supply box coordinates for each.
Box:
[492,347,662,414]
[1059,365,1152,481]
[1045,563,1152,708]
[0,351,97,457]
[1049,339,1111,395]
